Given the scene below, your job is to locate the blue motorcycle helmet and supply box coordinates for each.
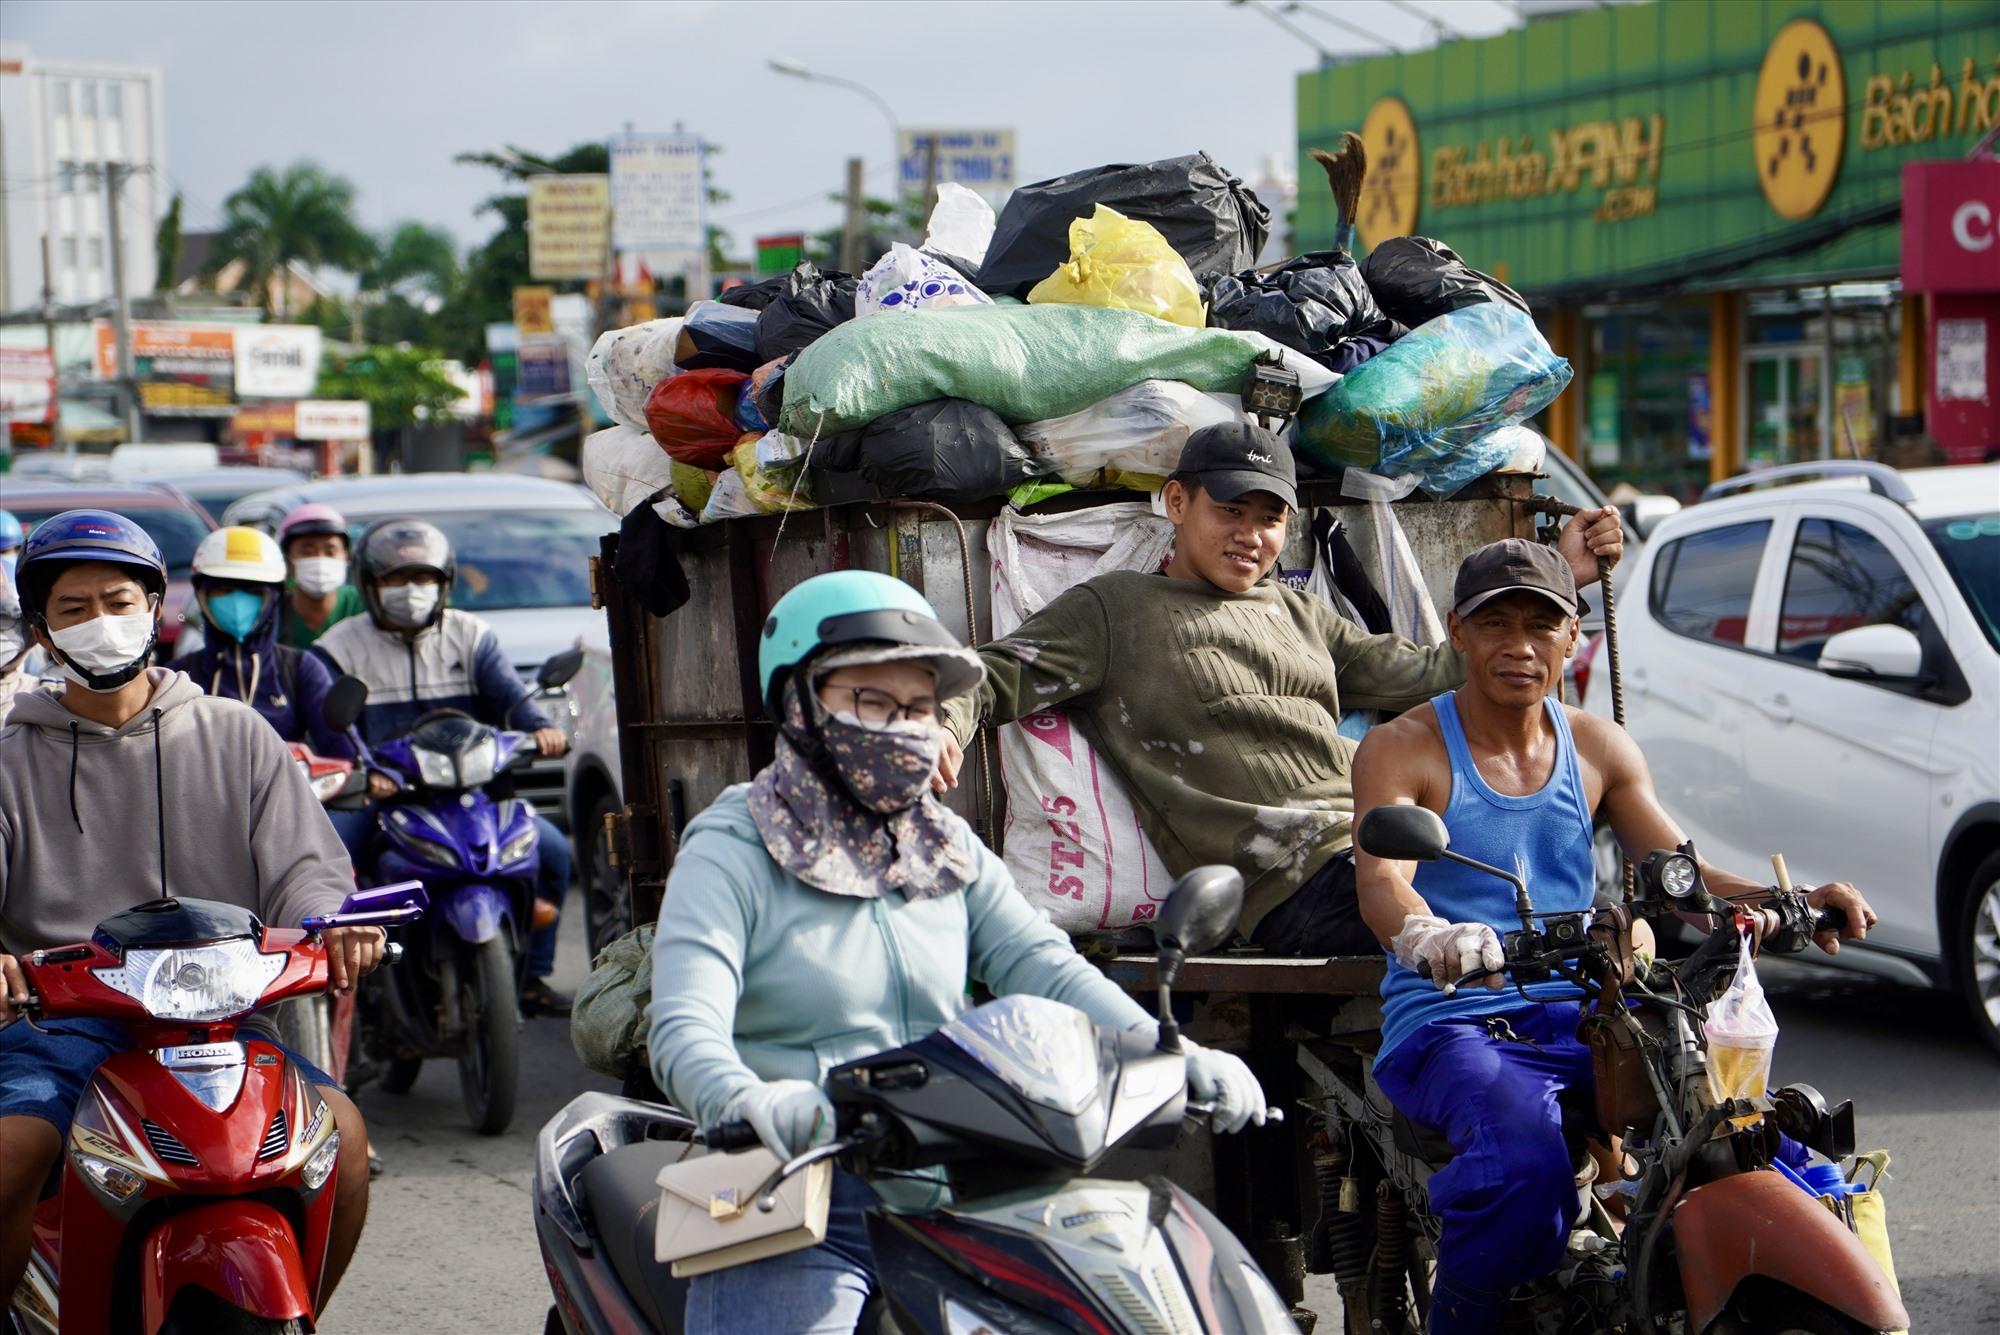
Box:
[16,508,169,690]
[758,570,983,719]
[0,509,22,577]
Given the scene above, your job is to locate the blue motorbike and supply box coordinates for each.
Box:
[323,649,582,1135]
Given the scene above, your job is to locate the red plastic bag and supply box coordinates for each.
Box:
[645,368,750,468]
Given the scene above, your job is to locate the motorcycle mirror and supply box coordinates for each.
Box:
[537,647,585,691]
[324,674,370,733]
[1154,866,1245,959]
[302,880,428,933]
[1356,805,1450,863]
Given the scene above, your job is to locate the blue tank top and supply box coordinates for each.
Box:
[1377,691,1596,1058]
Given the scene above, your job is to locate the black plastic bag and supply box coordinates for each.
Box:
[675,301,763,373]
[1361,236,1530,330]
[976,152,1270,299]
[715,273,789,311]
[613,493,692,618]
[831,400,1042,505]
[754,261,861,362]
[1206,250,1404,370]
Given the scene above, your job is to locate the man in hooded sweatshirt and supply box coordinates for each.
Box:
[0,509,386,1313]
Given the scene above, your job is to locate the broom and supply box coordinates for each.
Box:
[1311,131,1368,255]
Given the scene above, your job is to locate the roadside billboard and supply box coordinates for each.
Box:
[0,347,56,423]
[233,325,321,398]
[609,133,704,252]
[96,321,235,415]
[897,129,1016,193]
[528,175,612,280]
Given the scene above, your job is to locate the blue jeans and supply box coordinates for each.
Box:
[525,814,572,980]
[685,1170,879,1334]
[1373,1002,1595,1335]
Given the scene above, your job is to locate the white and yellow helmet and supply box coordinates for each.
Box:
[191,525,288,586]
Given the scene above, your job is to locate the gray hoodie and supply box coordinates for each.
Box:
[0,668,352,957]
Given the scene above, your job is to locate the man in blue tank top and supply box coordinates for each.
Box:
[1352,539,1877,1334]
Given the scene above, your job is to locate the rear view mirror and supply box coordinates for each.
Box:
[1817,624,1923,681]
[302,880,427,932]
[1357,805,1450,862]
[1155,866,1244,959]
[538,647,586,690]
[1626,494,1682,540]
[324,675,369,733]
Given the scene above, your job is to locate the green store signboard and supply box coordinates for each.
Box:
[1295,0,2000,294]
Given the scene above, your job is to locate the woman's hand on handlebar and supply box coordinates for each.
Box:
[1804,881,1874,956]
[729,1079,835,1160]
[0,954,28,1021]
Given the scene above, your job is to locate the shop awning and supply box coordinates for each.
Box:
[56,399,124,442]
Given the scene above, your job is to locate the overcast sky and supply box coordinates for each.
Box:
[7,0,1521,258]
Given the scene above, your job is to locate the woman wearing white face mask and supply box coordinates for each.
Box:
[276,503,363,650]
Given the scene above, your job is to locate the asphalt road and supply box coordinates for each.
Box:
[325,913,2000,1335]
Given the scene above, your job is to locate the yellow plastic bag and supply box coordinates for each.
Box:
[1027,205,1206,328]
[731,438,812,514]
[1847,1151,1906,1335]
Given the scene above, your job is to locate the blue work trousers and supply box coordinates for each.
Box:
[1373,1001,1594,1335]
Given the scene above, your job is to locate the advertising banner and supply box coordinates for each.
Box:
[0,347,56,423]
[513,286,556,336]
[528,175,612,280]
[233,325,321,399]
[96,321,235,414]
[898,129,1016,192]
[609,133,705,252]
[296,400,372,441]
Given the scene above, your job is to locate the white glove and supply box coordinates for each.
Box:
[1391,913,1504,991]
[1184,1040,1268,1135]
[729,1079,834,1160]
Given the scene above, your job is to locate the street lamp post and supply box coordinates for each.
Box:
[767,58,905,237]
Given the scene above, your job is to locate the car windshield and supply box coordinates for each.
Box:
[13,504,211,578]
[368,508,607,612]
[1926,514,2000,652]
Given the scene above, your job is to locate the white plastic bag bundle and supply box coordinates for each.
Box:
[1018,380,1245,488]
[587,319,684,429]
[922,182,995,273]
[990,504,1176,936]
[1338,470,1445,647]
[856,243,992,317]
[582,425,672,517]
[1705,932,1779,1115]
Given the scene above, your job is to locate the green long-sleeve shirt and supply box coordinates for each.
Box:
[942,571,1464,935]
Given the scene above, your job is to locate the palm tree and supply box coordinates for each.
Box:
[350,221,461,345]
[210,162,371,319]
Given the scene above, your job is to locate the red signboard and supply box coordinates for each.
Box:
[1901,161,2000,295]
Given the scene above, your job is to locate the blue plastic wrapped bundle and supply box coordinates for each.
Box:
[1295,303,1572,494]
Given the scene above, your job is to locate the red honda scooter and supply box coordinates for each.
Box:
[7,882,423,1335]
[278,742,368,1088]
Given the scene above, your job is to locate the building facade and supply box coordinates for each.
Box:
[0,45,168,312]
[1296,0,2000,498]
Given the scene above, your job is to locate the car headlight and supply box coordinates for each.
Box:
[497,826,539,866]
[73,1149,147,1201]
[457,736,498,788]
[309,769,350,802]
[91,940,288,1023]
[301,1130,341,1191]
[415,747,457,789]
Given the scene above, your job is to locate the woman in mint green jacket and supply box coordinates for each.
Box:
[646,571,1266,1335]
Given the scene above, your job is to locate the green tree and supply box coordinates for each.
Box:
[316,344,463,431]
[210,162,372,319]
[153,192,183,293]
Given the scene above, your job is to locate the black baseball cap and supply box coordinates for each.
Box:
[1452,539,1578,618]
[1170,423,1298,510]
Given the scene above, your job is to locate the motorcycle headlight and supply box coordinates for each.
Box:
[456,736,498,788]
[301,1130,341,1191]
[309,769,350,802]
[388,812,461,869]
[415,747,457,789]
[1650,851,1701,900]
[92,939,287,1023]
[498,826,539,866]
[73,1149,147,1202]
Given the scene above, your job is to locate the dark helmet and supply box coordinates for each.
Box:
[356,517,454,628]
[16,508,168,625]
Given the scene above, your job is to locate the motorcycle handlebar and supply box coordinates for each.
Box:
[700,1120,764,1152]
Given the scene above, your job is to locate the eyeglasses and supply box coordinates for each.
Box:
[828,685,938,727]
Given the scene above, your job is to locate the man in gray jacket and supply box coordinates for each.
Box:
[0,509,385,1314]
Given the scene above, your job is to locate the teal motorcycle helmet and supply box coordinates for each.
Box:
[758,570,983,718]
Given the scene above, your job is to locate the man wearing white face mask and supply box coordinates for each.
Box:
[277,503,364,650]
[314,517,576,1016]
[0,509,386,1306]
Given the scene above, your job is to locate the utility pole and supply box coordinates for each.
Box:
[920,139,940,242]
[100,161,141,443]
[840,157,865,274]
[40,235,62,451]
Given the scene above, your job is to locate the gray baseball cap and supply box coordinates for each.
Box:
[1452,538,1578,618]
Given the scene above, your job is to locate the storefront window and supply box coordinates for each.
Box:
[1583,299,1712,503]
[1744,284,1900,469]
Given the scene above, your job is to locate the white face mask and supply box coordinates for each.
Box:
[379,583,441,628]
[49,610,158,691]
[293,556,349,598]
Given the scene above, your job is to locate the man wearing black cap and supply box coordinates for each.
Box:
[1348,538,1876,1333]
[937,422,1624,957]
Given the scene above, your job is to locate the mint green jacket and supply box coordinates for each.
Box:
[645,785,1153,1154]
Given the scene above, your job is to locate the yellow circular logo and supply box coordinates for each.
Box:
[1754,18,1846,221]
[1356,96,1421,251]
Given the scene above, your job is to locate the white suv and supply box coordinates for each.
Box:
[1585,461,2000,1053]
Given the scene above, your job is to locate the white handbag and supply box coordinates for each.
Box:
[654,1146,833,1278]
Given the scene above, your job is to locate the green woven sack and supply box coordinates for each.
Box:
[570,922,654,1079]
[777,304,1271,438]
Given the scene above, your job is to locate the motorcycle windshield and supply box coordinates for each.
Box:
[941,995,1101,1117]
